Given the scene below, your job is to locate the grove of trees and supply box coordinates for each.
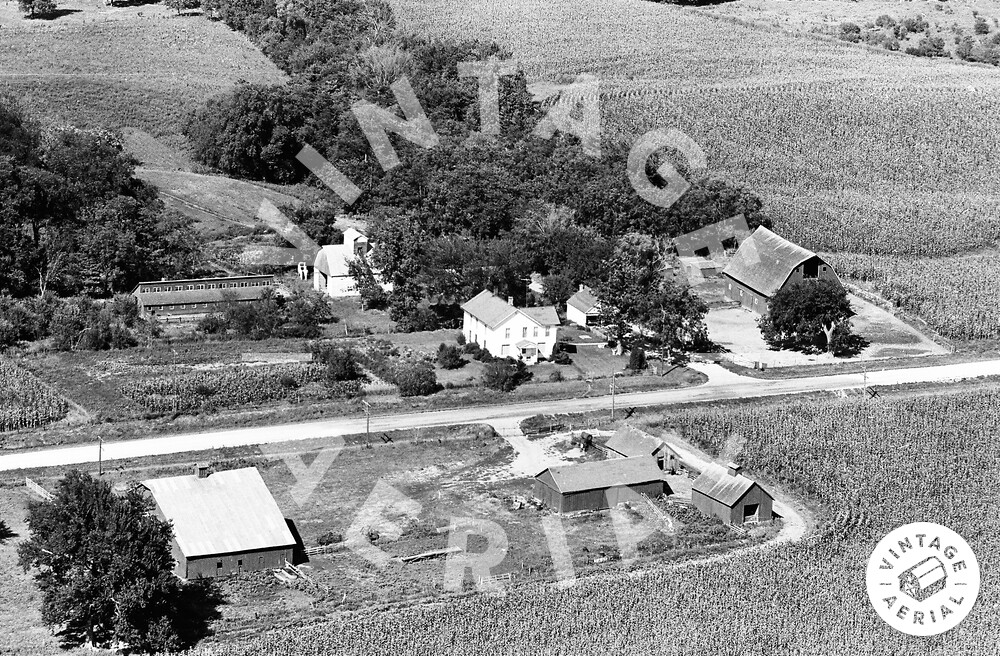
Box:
[0,99,200,300]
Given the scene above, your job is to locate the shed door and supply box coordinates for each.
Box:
[743,503,760,523]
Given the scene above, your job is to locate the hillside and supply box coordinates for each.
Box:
[0,1,287,169]
[389,0,1000,342]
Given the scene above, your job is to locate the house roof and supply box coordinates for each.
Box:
[566,286,600,314]
[536,457,662,494]
[692,463,761,506]
[461,290,518,329]
[605,426,666,458]
[521,305,560,326]
[462,290,560,329]
[136,286,269,308]
[721,226,817,298]
[132,275,272,293]
[143,467,295,559]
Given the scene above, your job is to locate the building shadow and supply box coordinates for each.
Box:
[286,518,308,565]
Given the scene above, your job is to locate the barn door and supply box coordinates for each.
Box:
[743,503,760,524]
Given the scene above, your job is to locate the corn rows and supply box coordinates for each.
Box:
[0,359,68,432]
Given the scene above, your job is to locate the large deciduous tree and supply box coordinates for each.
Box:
[596,233,663,354]
[758,279,855,354]
[17,471,183,653]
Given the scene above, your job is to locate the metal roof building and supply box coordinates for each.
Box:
[604,426,682,472]
[533,457,665,513]
[143,466,296,579]
[691,462,773,526]
[721,227,841,314]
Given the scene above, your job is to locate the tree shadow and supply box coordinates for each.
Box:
[175,578,226,649]
[0,521,16,543]
[833,333,869,358]
[29,9,82,20]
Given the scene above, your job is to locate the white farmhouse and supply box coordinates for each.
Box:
[313,228,390,298]
[461,290,560,365]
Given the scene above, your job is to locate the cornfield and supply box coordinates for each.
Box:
[186,389,1000,655]
[0,359,69,432]
[120,364,328,413]
[830,251,1000,340]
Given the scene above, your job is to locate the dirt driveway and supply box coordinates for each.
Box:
[705,293,948,368]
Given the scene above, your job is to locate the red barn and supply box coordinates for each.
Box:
[721,227,841,314]
[142,465,296,579]
[691,462,773,526]
[534,457,665,513]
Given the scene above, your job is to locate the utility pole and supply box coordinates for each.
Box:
[610,372,619,420]
[97,436,104,476]
[362,400,371,443]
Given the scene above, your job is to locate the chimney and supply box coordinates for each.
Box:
[194,464,211,479]
[508,296,515,306]
[727,462,742,477]
[579,283,585,292]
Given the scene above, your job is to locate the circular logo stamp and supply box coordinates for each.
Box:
[866,522,980,636]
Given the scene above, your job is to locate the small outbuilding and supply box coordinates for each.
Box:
[566,285,601,327]
[533,457,665,513]
[604,426,682,473]
[721,226,841,314]
[142,465,296,579]
[691,462,773,526]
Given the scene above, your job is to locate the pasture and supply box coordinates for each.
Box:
[0,0,286,166]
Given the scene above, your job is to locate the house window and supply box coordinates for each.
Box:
[187,285,194,290]
[728,283,732,290]
[175,286,182,291]
[197,284,205,290]
[753,298,758,306]
[241,282,248,288]
[154,287,161,292]
[216,560,223,571]
[501,345,510,356]
[739,290,743,297]
[237,559,243,568]
[505,328,510,339]
[522,327,528,338]
[533,327,538,337]
[545,327,550,337]
[822,266,827,272]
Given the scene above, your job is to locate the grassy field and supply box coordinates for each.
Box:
[0,1,286,167]
[389,0,1000,340]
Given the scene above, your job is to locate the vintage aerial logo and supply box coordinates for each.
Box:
[866,522,980,636]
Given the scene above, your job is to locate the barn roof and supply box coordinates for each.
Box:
[566,285,600,314]
[605,426,666,458]
[721,226,817,297]
[520,305,560,326]
[536,457,662,494]
[136,286,269,307]
[692,463,760,507]
[143,467,295,559]
[314,230,371,278]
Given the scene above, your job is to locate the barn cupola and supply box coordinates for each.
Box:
[727,462,742,477]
